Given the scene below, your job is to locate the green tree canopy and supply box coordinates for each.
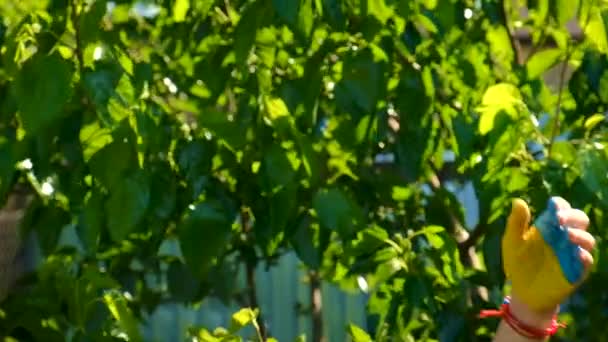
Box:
[0,0,607,341]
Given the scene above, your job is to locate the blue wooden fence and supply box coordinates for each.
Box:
[142,251,369,341]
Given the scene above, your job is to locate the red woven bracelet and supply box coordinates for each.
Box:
[478,297,566,340]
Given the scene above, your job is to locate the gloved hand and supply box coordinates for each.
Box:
[502,197,595,313]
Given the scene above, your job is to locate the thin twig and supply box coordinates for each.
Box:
[547,46,571,159]
[70,0,84,71]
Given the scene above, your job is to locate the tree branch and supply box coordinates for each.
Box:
[547,47,571,160]
[501,0,524,65]
[428,172,488,302]
[241,209,267,341]
[459,223,488,252]
[309,271,324,342]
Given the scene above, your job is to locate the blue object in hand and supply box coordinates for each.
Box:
[533,198,585,285]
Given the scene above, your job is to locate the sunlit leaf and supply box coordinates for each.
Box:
[477,83,523,135]
[486,25,514,70]
[173,0,190,22]
[103,291,143,342]
[584,113,605,130]
[583,10,608,53]
[297,0,314,39]
[80,121,113,161]
[368,0,393,24]
[526,48,562,79]
[84,66,134,126]
[347,323,373,342]
[229,308,257,332]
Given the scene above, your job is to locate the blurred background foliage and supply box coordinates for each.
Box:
[0,0,607,341]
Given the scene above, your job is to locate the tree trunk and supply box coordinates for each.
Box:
[0,189,30,301]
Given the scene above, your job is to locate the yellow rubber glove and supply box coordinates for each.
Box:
[502,197,586,313]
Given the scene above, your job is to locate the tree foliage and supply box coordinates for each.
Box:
[0,0,607,341]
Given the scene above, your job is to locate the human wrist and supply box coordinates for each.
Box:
[508,295,559,331]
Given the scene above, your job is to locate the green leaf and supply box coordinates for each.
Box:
[530,0,549,24]
[229,308,257,332]
[368,0,393,24]
[176,139,215,196]
[80,0,107,45]
[77,189,104,253]
[347,225,389,257]
[105,173,150,241]
[79,1,107,46]
[147,165,177,221]
[526,48,562,79]
[291,218,323,269]
[415,13,438,34]
[323,0,346,29]
[477,83,523,135]
[79,121,113,162]
[26,203,71,255]
[269,186,296,238]
[89,138,138,189]
[261,144,297,192]
[256,27,277,68]
[255,183,296,255]
[193,0,215,18]
[178,201,234,278]
[395,65,435,179]
[550,141,578,166]
[264,96,290,121]
[14,53,73,135]
[234,4,259,66]
[297,0,314,39]
[313,188,362,238]
[578,146,608,205]
[584,113,605,131]
[103,291,143,342]
[551,0,579,25]
[347,323,372,342]
[583,10,608,54]
[487,118,525,174]
[335,49,386,113]
[421,225,445,235]
[167,261,200,302]
[272,0,298,29]
[83,66,134,126]
[293,128,320,177]
[197,110,248,150]
[263,96,295,134]
[486,25,514,70]
[173,0,190,22]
